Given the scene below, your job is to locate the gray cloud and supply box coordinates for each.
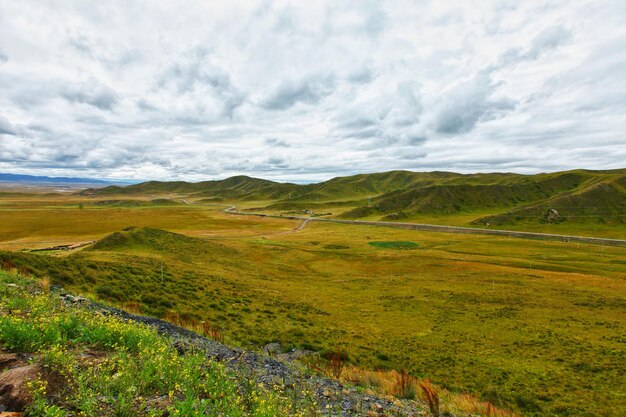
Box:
[157,47,246,118]
[265,138,291,148]
[159,48,226,94]
[528,26,572,59]
[67,34,94,56]
[264,156,289,168]
[260,74,336,110]
[335,80,422,146]
[431,25,571,136]
[434,72,516,134]
[0,114,16,135]
[60,81,118,110]
[497,25,572,68]
[347,67,376,84]
[0,51,7,63]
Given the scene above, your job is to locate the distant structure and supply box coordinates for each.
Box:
[544,208,561,223]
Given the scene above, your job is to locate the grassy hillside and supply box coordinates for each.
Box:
[474,174,626,226]
[0,270,322,416]
[1,220,624,416]
[88,226,235,257]
[83,175,300,201]
[79,169,626,231]
[340,170,623,220]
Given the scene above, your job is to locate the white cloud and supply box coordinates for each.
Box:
[0,0,624,182]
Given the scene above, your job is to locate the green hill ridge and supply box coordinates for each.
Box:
[81,169,626,226]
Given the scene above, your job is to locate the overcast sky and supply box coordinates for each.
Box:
[0,1,625,182]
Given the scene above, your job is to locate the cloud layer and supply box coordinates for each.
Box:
[0,1,625,182]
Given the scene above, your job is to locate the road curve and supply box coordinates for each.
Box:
[224,206,626,248]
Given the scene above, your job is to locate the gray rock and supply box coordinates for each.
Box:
[263,342,282,354]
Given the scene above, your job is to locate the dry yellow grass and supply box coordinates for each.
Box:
[340,365,519,417]
[38,276,51,293]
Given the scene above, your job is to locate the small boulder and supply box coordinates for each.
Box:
[262,342,281,355]
[0,365,40,411]
[544,208,561,223]
[0,354,19,372]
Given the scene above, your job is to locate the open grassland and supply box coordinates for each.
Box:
[0,200,299,250]
[0,194,624,416]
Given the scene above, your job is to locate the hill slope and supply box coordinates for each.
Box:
[0,270,434,416]
[79,169,626,225]
[82,175,300,201]
[473,174,626,226]
[88,226,236,258]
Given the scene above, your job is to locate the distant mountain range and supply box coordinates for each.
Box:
[0,173,124,185]
[80,168,626,225]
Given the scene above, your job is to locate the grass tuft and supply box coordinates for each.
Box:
[419,379,440,417]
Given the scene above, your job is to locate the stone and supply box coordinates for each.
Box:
[544,208,561,223]
[0,354,19,371]
[0,365,40,411]
[262,342,281,355]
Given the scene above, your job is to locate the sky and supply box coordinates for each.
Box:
[0,1,625,183]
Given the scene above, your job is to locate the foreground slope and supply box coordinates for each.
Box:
[0,271,431,416]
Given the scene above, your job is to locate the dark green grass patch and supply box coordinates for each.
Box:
[368,241,420,250]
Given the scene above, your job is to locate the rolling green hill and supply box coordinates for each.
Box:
[339,171,600,218]
[80,169,626,226]
[82,175,300,201]
[473,174,626,226]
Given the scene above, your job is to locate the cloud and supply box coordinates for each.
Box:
[335,80,423,145]
[264,156,289,168]
[347,67,376,84]
[497,25,573,68]
[260,74,336,110]
[157,47,246,118]
[265,138,291,148]
[528,26,572,59]
[0,114,16,135]
[0,1,624,181]
[433,72,516,134]
[60,81,118,110]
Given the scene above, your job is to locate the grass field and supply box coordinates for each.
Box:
[0,192,624,416]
